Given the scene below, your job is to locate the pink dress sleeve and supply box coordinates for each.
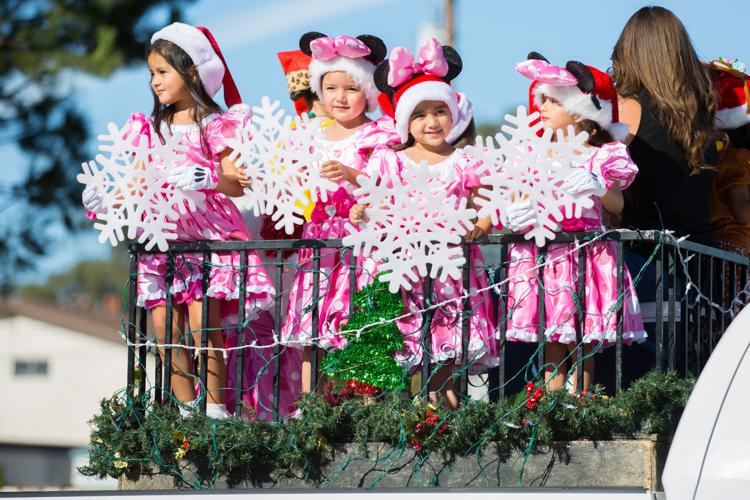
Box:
[363,145,402,188]
[205,109,250,155]
[458,154,483,192]
[591,142,639,190]
[353,116,400,170]
[125,112,155,148]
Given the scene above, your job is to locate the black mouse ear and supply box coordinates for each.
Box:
[299,31,327,56]
[565,60,594,92]
[442,45,463,81]
[373,60,394,94]
[357,35,387,65]
[527,51,550,63]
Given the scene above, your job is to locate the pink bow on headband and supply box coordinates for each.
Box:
[387,37,449,87]
[309,35,371,61]
[516,59,578,87]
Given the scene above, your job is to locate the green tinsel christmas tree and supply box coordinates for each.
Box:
[321,277,408,391]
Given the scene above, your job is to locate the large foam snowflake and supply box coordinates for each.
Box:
[343,161,477,293]
[77,118,204,251]
[464,105,594,247]
[226,97,336,235]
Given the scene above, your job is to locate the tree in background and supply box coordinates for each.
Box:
[0,0,195,292]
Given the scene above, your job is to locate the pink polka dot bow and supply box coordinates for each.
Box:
[516,59,578,87]
[387,37,449,87]
[309,35,371,61]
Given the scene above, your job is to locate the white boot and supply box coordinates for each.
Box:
[206,403,230,419]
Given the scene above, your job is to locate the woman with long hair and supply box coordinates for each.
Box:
[611,5,724,244]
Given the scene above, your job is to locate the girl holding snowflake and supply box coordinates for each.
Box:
[501,53,646,393]
[84,23,275,418]
[349,37,496,408]
[281,32,399,394]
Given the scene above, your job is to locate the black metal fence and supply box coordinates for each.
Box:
[124,230,749,419]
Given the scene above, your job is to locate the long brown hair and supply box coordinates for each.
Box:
[147,39,222,154]
[611,6,723,173]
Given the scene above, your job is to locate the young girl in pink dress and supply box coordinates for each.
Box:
[281,32,399,393]
[349,37,496,408]
[501,53,646,392]
[86,23,275,418]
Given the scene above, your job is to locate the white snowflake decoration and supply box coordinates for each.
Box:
[464,105,594,247]
[343,161,477,293]
[77,119,204,251]
[226,97,336,235]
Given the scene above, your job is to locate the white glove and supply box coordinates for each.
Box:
[168,165,217,191]
[82,185,105,214]
[561,168,607,198]
[500,200,537,232]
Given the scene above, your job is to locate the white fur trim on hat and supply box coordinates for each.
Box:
[309,56,379,113]
[151,22,225,97]
[716,104,750,130]
[534,83,614,129]
[394,80,459,143]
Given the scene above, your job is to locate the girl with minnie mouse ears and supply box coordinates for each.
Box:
[349,37,498,408]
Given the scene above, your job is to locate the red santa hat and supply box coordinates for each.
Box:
[517,52,629,142]
[277,50,312,116]
[375,38,473,144]
[299,32,386,113]
[150,22,248,113]
[706,58,750,130]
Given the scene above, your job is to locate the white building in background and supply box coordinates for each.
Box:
[0,301,126,489]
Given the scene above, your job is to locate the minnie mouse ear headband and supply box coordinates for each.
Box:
[150,22,247,113]
[300,32,386,113]
[374,37,473,144]
[516,52,628,142]
[705,58,750,130]
[278,50,313,115]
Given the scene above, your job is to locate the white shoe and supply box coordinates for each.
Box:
[179,400,197,418]
[206,403,230,419]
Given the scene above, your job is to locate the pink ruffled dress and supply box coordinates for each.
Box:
[505,142,646,345]
[366,147,498,372]
[281,117,398,350]
[133,111,274,319]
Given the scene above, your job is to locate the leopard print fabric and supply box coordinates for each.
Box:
[286,69,310,94]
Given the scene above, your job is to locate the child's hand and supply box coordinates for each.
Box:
[501,201,537,232]
[465,217,493,242]
[82,185,105,214]
[320,160,354,183]
[349,204,367,224]
[237,167,252,189]
[168,165,218,191]
[561,168,607,198]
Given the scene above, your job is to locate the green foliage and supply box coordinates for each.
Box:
[321,279,408,391]
[80,370,695,488]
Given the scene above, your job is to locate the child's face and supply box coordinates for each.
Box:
[540,95,577,132]
[408,100,453,148]
[148,51,192,107]
[321,71,368,124]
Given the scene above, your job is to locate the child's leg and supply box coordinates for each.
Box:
[151,304,196,403]
[429,364,459,409]
[569,343,595,393]
[187,298,225,405]
[544,343,568,390]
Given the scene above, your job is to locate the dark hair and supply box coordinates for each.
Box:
[576,119,613,147]
[147,39,222,154]
[292,88,318,111]
[611,6,724,173]
[727,123,750,150]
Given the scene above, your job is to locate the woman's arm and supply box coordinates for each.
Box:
[617,96,641,146]
[728,185,750,224]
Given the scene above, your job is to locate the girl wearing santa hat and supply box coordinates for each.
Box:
[707,58,750,256]
[502,53,646,393]
[349,37,496,408]
[84,22,275,418]
[281,32,399,394]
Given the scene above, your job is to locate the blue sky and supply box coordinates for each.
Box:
[5,0,750,283]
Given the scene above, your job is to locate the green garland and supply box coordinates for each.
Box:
[79,370,694,488]
[320,278,408,391]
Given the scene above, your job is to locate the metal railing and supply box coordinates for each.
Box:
[123,230,749,419]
